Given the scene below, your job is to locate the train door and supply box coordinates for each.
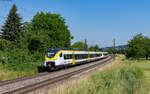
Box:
[59,52,64,65]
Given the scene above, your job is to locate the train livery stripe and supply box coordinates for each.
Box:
[88,53,90,62]
[72,52,75,65]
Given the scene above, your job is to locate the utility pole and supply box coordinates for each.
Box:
[113,39,116,57]
[84,39,88,49]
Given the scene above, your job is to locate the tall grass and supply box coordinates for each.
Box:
[62,64,144,94]
[49,55,146,94]
[91,65,143,94]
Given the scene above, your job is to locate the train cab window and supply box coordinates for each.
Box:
[60,53,63,57]
[47,52,56,58]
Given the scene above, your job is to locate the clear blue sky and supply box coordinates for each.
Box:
[0,0,150,47]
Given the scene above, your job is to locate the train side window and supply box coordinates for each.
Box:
[64,54,72,59]
[70,55,73,59]
[60,53,62,57]
[64,55,67,59]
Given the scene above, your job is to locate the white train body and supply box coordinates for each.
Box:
[44,48,108,70]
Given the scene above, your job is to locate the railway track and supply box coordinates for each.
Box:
[0,56,114,94]
[0,72,49,87]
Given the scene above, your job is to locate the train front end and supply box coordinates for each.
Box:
[44,49,58,70]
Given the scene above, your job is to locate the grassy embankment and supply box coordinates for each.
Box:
[0,50,45,81]
[0,62,42,81]
[49,55,150,94]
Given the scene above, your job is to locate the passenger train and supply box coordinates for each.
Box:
[44,48,109,70]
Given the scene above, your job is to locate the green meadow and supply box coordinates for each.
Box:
[51,55,150,94]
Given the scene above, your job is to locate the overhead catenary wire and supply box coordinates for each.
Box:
[0,0,12,2]
[9,0,34,14]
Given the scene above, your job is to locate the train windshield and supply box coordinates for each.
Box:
[47,50,57,58]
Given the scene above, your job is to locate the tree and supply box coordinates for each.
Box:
[126,33,150,59]
[20,12,72,52]
[32,12,71,48]
[1,4,23,42]
[89,44,101,51]
[105,48,115,54]
[143,37,150,59]
[72,42,85,49]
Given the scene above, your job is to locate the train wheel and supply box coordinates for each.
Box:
[47,63,55,71]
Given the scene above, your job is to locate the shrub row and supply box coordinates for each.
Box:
[0,49,44,71]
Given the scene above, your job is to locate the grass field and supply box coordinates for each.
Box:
[48,55,150,94]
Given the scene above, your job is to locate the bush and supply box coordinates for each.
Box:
[0,50,9,64]
[0,39,12,50]
[1,49,44,71]
[30,51,45,62]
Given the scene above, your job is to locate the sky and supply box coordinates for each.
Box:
[0,0,150,47]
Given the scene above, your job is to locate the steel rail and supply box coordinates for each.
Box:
[0,72,49,86]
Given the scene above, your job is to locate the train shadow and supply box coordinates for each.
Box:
[37,66,47,72]
[37,66,58,72]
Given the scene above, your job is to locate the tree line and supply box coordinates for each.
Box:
[71,41,102,51]
[105,33,150,60]
[0,4,72,52]
[0,4,72,71]
[0,4,102,71]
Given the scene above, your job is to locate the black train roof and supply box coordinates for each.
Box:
[47,48,100,52]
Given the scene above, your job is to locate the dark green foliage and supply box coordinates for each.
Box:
[72,41,85,49]
[28,37,42,52]
[0,49,44,71]
[105,48,125,54]
[126,34,150,59]
[1,4,23,42]
[31,12,71,48]
[0,39,12,50]
[89,44,101,51]
[117,49,126,54]
[104,48,114,54]
[18,12,72,53]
